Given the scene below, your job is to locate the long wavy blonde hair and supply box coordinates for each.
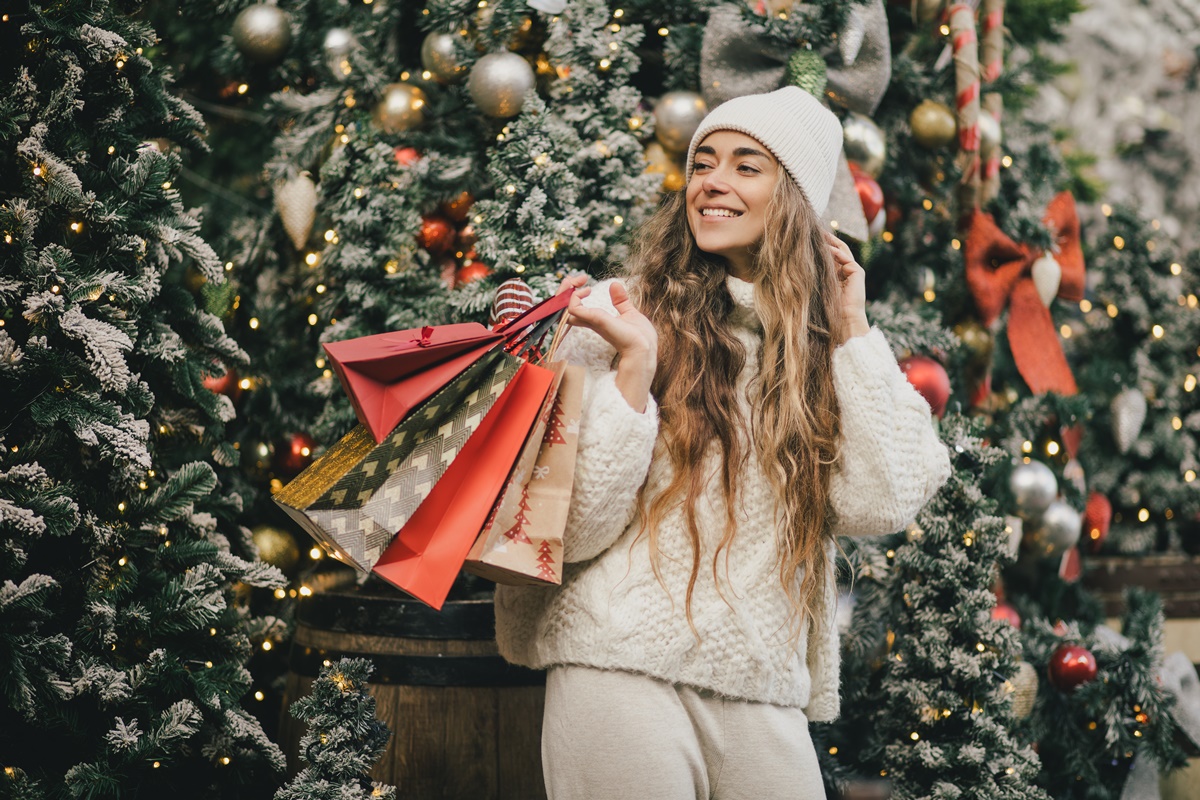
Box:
[626,173,844,644]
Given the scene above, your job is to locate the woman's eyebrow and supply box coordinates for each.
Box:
[695,144,772,160]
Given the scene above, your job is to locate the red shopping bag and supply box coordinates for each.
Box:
[372,359,559,609]
[323,323,503,442]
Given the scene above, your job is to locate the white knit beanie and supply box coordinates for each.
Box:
[685,86,843,215]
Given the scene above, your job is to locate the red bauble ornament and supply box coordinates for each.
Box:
[394,146,421,166]
[1047,643,1098,691]
[1083,492,1113,553]
[275,432,317,478]
[455,261,491,285]
[853,171,885,223]
[898,355,951,419]
[202,366,242,403]
[441,191,474,223]
[991,602,1021,628]
[418,215,456,254]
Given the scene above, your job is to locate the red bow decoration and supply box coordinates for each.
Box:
[964,192,1085,396]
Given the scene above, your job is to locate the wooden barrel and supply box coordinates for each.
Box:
[280,578,547,800]
[1082,554,1200,665]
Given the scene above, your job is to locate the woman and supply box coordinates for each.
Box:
[495,86,951,799]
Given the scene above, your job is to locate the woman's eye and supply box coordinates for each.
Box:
[738,164,760,174]
[694,162,713,171]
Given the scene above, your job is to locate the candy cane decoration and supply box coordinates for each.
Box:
[980,0,1005,203]
[949,4,981,214]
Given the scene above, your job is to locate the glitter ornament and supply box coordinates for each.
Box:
[786,49,828,98]
[645,142,686,192]
[910,99,957,149]
[274,172,317,251]
[421,32,467,83]
[232,4,292,65]
[373,83,427,133]
[654,92,709,154]
[468,52,536,118]
[1009,461,1058,520]
[898,355,950,418]
[1011,661,1039,718]
[252,524,301,574]
[842,112,886,177]
[418,215,456,255]
[1111,388,1147,453]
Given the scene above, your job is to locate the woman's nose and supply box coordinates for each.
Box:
[701,167,729,193]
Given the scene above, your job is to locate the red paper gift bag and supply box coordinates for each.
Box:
[323,323,503,442]
[371,358,560,609]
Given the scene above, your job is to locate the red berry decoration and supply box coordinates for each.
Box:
[202,366,242,403]
[441,191,474,223]
[1047,643,1098,691]
[394,146,421,166]
[275,432,317,478]
[991,602,1021,628]
[455,261,491,285]
[1083,492,1113,553]
[898,355,951,419]
[418,215,456,254]
[853,170,884,223]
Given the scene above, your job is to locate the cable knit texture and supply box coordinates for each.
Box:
[495,276,951,719]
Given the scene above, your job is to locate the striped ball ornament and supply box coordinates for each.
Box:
[488,277,535,328]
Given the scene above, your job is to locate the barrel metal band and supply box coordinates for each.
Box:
[290,645,546,687]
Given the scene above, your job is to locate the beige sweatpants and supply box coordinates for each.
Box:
[541,665,825,800]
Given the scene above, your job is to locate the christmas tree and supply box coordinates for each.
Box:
[138,0,1198,796]
[275,658,395,800]
[0,1,286,796]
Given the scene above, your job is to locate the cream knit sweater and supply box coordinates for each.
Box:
[495,276,951,720]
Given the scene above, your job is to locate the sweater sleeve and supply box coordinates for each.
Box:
[556,280,660,563]
[828,328,951,538]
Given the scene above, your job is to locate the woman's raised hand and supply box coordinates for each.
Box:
[824,231,871,342]
[557,275,657,413]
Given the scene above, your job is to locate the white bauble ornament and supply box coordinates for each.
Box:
[468,52,536,118]
[1111,387,1147,453]
[1009,460,1058,520]
[373,83,427,133]
[654,91,709,154]
[274,172,317,251]
[232,4,292,65]
[1031,254,1062,307]
[421,32,467,83]
[1029,500,1082,558]
[842,112,887,177]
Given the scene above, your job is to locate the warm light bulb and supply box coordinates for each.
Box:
[1152,325,1164,338]
[255,691,265,701]
[1021,440,1033,453]
[310,547,323,560]
[1079,299,1092,313]
[261,640,273,651]
[1171,262,1182,275]
[1138,508,1150,522]
[1046,441,1060,456]
[248,318,259,329]
[299,585,313,597]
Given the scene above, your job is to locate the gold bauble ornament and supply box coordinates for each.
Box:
[842,112,887,177]
[644,142,686,192]
[232,4,292,65]
[274,172,317,251]
[953,319,994,369]
[910,99,957,150]
[468,51,536,118]
[421,32,467,83]
[252,524,301,574]
[654,91,708,154]
[373,82,427,133]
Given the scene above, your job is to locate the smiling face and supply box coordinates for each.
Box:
[686,130,781,280]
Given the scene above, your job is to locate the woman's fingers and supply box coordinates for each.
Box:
[556,273,590,295]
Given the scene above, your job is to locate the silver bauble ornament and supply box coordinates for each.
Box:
[372,82,427,133]
[654,91,709,154]
[274,172,317,251]
[1009,460,1058,520]
[842,112,887,177]
[232,4,292,65]
[1111,388,1147,453]
[979,112,1002,159]
[421,32,467,83]
[468,52,536,119]
[322,27,357,78]
[1031,254,1062,307]
[1029,500,1082,558]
